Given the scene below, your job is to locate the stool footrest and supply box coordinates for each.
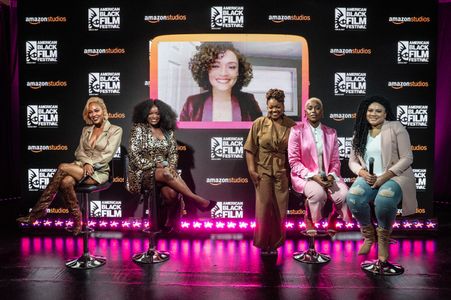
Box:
[132,249,169,264]
[293,249,331,264]
[66,253,106,269]
[361,259,404,276]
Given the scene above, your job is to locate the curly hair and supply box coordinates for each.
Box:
[352,95,396,157]
[132,99,177,131]
[265,88,285,103]
[82,97,109,125]
[189,42,253,92]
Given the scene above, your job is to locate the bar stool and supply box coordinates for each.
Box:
[132,172,170,264]
[65,162,114,269]
[290,188,332,264]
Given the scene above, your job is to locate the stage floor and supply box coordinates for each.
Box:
[1,229,450,300]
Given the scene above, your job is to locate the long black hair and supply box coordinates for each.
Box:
[352,95,396,157]
[132,99,177,131]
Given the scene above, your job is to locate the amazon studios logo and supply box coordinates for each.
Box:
[27,105,58,128]
[26,41,58,64]
[211,201,243,218]
[334,72,366,95]
[90,201,122,217]
[335,8,367,30]
[211,6,244,30]
[397,41,429,64]
[397,105,428,128]
[28,168,56,191]
[413,169,426,190]
[89,72,121,95]
[211,137,244,160]
[338,137,353,159]
[88,8,120,31]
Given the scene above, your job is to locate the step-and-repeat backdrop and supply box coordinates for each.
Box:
[19,1,436,224]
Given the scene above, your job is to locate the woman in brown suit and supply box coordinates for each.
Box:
[17,97,123,235]
[244,88,296,255]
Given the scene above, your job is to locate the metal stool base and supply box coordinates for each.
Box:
[133,249,170,264]
[293,249,331,264]
[361,259,404,276]
[66,253,106,269]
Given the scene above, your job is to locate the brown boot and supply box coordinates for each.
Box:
[61,185,82,235]
[358,224,376,255]
[16,169,68,224]
[377,227,392,261]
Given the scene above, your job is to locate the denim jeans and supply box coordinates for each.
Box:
[346,177,402,230]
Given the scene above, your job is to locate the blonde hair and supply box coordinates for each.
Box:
[82,97,109,125]
[304,97,323,109]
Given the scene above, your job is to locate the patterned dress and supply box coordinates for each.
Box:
[127,123,178,194]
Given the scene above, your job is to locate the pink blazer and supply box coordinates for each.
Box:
[288,122,342,193]
[348,121,417,216]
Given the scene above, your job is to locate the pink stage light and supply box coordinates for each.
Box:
[216,221,225,229]
[23,217,438,232]
[227,221,237,229]
[285,221,294,229]
[132,220,142,229]
[239,221,248,229]
[204,221,213,229]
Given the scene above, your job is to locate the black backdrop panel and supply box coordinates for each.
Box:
[19,0,436,221]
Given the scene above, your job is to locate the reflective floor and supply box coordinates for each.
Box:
[1,230,451,300]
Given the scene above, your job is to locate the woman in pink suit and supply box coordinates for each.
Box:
[288,97,351,236]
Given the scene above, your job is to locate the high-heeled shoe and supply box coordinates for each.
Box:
[16,215,36,224]
[199,200,217,212]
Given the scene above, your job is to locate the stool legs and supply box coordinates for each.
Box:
[66,193,106,269]
[133,176,169,264]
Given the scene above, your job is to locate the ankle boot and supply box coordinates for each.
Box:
[61,185,82,235]
[16,169,68,224]
[377,227,392,261]
[358,224,376,255]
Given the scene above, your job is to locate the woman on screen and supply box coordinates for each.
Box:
[127,99,216,226]
[244,89,296,255]
[288,97,351,237]
[346,95,417,274]
[180,42,262,122]
[17,97,123,235]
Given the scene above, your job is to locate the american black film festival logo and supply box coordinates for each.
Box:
[88,7,120,31]
[211,137,244,160]
[413,169,427,190]
[27,105,58,128]
[397,41,429,64]
[338,137,352,159]
[211,201,243,218]
[28,168,56,191]
[26,41,58,64]
[90,201,122,217]
[335,7,367,30]
[89,72,121,95]
[334,72,366,95]
[397,105,428,128]
[211,6,244,30]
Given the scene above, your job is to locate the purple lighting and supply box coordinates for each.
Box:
[19,217,438,232]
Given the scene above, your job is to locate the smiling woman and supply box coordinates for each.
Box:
[179,42,262,122]
[16,97,123,235]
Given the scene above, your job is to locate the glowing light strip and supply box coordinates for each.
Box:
[18,218,438,231]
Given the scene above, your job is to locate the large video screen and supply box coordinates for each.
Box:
[150,34,309,128]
